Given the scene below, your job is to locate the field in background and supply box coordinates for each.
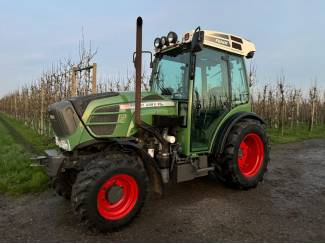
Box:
[0,43,324,137]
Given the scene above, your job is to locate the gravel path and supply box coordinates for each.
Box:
[1,139,325,242]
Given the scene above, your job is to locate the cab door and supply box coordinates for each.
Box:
[190,47,251,152]
[190,47,230,152]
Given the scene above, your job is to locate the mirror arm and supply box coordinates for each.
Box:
[133,50,153,68]
[190,54,196,80]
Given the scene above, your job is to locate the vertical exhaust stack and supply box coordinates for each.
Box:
[135,16,143,126]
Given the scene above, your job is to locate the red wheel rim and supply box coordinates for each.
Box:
[97,174,138,220]
[237,133,264,177]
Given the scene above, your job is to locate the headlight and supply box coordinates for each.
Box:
[154,37,162,48]
[167,31,178,44]
[55,136,71,151]
[161,36,168,46]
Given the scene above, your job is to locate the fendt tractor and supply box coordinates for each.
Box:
[39,17,270,231]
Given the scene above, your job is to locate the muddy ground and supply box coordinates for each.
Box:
[1,139,325,242]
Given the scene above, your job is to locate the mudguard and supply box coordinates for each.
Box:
[212,112,266,155]
[118,140,164,195]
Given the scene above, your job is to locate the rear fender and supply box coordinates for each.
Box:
[212,112,266,156]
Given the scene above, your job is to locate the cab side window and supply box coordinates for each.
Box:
[193,48,228,114]
[229,55,249,104]
[191,47,229,150]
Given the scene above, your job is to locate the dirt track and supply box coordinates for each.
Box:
[1,139,325,242]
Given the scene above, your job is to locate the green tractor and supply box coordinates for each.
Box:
[41,17,269,231]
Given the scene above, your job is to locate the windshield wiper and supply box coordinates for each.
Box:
[156,79,172,96]
[154,66,172,96]
[161,87,172,96]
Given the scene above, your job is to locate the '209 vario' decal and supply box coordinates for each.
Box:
[119,101,175,110]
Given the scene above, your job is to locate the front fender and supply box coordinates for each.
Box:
[118,140,164,195]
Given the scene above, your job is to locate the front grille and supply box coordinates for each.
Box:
[89,114,118,123]
[88,125,116,135]
[87,104,120,136]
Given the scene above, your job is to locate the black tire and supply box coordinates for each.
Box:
[214,118,270,189]
[71,152,148,232]
[53,169,77,200]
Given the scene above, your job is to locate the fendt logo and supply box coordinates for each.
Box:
[215,38,230,47]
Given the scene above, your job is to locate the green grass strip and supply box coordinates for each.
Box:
[268,124,325,144]
[0,114,49,195]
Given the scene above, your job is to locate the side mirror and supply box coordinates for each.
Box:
[191,27,204,53]
[133,51,153,68]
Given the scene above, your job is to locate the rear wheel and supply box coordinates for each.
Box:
[71,152,148,232]
[214,118,270,189]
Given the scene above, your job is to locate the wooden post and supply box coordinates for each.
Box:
[10,94,13,116]
[310,96,315,132]
[92,63,97,94]
[14,94,17,119]
[71,66,77,97]
[296,98,300,126]
[40,83,44,135]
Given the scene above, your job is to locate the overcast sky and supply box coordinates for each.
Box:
[0,0,324,97]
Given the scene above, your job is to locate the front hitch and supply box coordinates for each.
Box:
[30,155,47,167]
[30,149,66,177]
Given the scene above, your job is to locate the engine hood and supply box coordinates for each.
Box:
[69,92,119,118]
[81,91,178,138]
[69,91,168,118]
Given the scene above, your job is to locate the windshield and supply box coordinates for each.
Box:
[150,51,190,100]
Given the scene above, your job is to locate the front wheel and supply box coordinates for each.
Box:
[71,153,148,232]
[214,118,270,189]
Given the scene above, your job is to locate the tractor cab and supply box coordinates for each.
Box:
[150,29,256,154]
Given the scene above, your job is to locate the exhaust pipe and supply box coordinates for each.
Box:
[135,16,142,126]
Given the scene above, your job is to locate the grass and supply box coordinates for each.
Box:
[268,124,325,144]
[0,113,51,195]
[2,114,55,152]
